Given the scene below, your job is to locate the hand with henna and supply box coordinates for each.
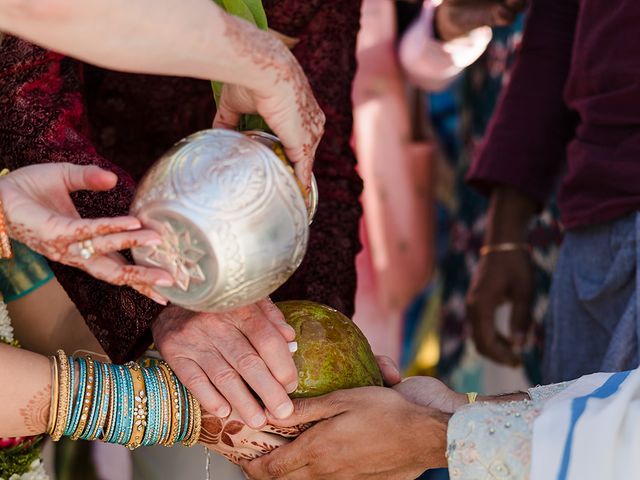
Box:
[0,163,173,304]
[435,0,527,41]
[199,408,309,465]
[212,14,325,193]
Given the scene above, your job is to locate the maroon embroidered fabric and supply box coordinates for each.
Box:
[0,0,363,363]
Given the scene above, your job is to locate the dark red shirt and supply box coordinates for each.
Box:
[468,0,640,229]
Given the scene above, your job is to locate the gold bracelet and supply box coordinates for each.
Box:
[181,390,195,447]
[47,356,59,435]
[466,392,479,404]
[479,242,530,257]
[184,394,201,447]
[158,362,180,446]
[51,350,70,441]
[126,362,147,450]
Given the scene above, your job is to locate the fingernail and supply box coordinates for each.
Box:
[127,222,141,231]
[145,238,163,247]
[286,381,298,394]
[274,402,293,419]
[250,413,266,428]
[154,297,168,306]
[217,406,230,418]
[155,278,174,287]
[285,324,296,336]
[288,341,298,353]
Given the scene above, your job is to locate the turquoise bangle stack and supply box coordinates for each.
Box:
[48,351,201,450]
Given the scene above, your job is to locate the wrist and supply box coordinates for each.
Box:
[477,392,530,403]
[485,186,537,244]
[414,406,450,470]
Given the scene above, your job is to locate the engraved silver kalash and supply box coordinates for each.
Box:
[130,129,318,312]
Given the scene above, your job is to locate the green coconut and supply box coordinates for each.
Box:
[276,300,383,398]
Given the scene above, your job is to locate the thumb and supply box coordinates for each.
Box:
[62,164,118,192]
[375,355,402,386]
[266,391,350,427]
[213,99,242,130]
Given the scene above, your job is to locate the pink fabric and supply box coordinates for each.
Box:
[399,1,492,92]
[352,0,436,362]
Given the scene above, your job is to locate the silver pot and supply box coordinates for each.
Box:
[130,129,318,312]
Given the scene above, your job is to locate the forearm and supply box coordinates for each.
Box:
[484,186,539,244]
[0,0,279,90]
[0,343,51,437]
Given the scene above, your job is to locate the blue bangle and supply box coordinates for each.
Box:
[122,366,136,445]
[87,362,106,440]
[109,365,125,444]
[90,363,110,440]
[154,365,170,444]
[81,358,102,440]
[177,383,190,442]
[141,366,160,446]
[65,357,86,437]
[116,365,130,445]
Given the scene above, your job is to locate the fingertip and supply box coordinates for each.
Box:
[87,166,119,190]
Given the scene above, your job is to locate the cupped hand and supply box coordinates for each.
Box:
[436,0,527,41]
[241,387,450,479]
[199,408,308,465]
[465,250,535,366]
[393,376,467,414]
[212,16,325,193]
[152,298,298,429]
[0,163,172,304]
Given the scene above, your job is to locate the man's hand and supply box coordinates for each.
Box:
[394,376,467,414]
[152,298,298,429]
[465,186,538,366]
[466,250,534,365]
[435,0,527,41]
[241,387,450,479]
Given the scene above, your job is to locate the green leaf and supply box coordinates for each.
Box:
[239,0,268,30]
[210,0,270,131]
[220,0,254,24]
[211,80,223,107]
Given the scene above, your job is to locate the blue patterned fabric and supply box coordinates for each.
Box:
[0,240,53,302]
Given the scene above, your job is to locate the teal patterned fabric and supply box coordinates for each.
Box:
[0,240,53,302]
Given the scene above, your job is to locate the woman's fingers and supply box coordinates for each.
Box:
[60,163,119,192]
[66,229,162,257]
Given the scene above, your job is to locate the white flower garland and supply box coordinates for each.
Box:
[0,301,14,344]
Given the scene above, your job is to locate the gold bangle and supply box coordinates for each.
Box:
[466,392,479,404]
[125,362,147,449]
[158,362,180,446]
[51,350,70,441]
[184,394,202,447]
[71,356,95,440]
[47,356,59,435]
[181,390,195,447]
[479,242,530,257]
